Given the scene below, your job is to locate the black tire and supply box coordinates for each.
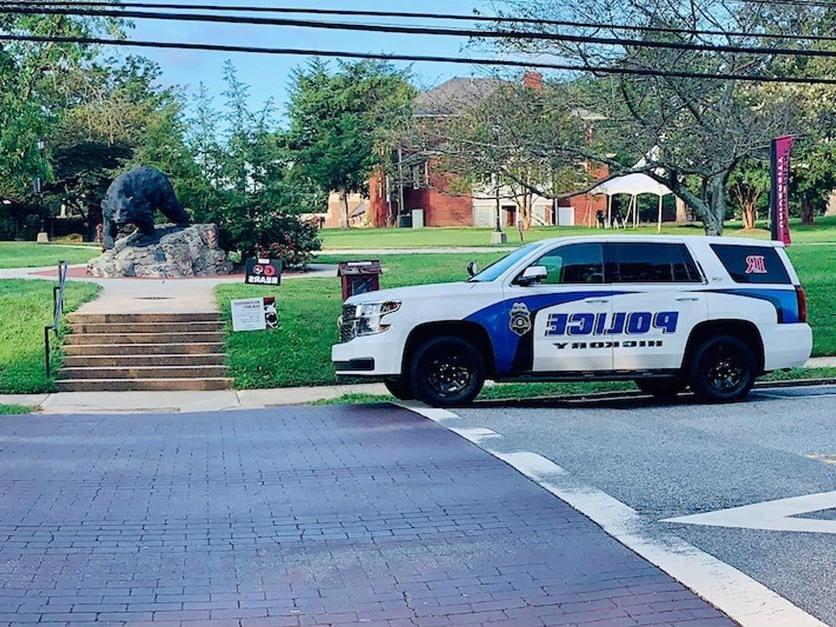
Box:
[635,377,685,399]
[688,335,756,403]
[384,377,414,401]
[409,335,486,407]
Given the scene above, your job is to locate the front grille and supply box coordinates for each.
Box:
[339,304,358,343]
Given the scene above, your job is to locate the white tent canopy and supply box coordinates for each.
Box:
[590,172,673,198]
[590,171,674,232]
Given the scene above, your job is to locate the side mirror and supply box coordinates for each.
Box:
[466,261,479,278]
[518,265,548,286]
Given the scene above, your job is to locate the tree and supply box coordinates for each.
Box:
[44,56,194,240]
[793,140,836,224]
[468,0,831,234]
[286,60,416,228]
[409,80,598,230]
[728,159,770,230]
[0,11,122,218]
[187,63,323,267]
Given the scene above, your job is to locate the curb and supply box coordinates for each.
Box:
[468,377,836,408]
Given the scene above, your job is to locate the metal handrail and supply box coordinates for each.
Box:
[44,260,69,377]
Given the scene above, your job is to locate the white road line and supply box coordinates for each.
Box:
[394,401,460,422]
[448,427,501,444]
[401,403,828,627]
[664,491,836,534]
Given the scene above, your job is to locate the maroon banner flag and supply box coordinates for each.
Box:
[770,135,794,246]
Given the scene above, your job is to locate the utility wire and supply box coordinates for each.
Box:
[11,0,836,44]
[1,33,834,84]
[4,4,836,59]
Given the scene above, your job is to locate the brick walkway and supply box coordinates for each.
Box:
[0,405,732,626]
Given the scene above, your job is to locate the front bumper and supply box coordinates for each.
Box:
[331,334,403,376]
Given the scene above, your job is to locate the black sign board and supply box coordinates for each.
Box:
[245,257,282,286]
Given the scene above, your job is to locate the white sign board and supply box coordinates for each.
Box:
[231,298,267,332]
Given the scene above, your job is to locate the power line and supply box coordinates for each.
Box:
[742,0,836,7]
[5,4,836,59]
[11,0,836,44]
[1,33,834,84]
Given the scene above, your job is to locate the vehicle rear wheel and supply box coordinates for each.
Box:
[409,335,485,407]
[688,335,756,403]
[634,377,685,399]
[383,377,414,401]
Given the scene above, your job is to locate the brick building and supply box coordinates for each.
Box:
[323,74,609,229]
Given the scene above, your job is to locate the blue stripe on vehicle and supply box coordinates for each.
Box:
[465,291,631,376]
[700,288,799,324]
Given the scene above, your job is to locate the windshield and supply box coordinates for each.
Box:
[470,243,541,282]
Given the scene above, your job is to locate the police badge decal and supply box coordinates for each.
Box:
[509,302,533,336]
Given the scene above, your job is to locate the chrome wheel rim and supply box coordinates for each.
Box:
[705,344,745,393]
[426,353,474,397]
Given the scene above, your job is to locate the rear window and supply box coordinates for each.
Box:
[710,244,791,284]
[605,243,702,283]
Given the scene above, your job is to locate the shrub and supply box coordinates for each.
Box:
[257,215,322,270]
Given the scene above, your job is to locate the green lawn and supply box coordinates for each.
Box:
[218,245,836,393]
[0,241,100,269]
[216,253,504,389]
[0,280,102,394]
[318,217,836,249]
[0,404,35,415]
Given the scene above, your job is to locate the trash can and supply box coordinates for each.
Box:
[337,260,382,301]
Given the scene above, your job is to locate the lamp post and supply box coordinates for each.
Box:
[35,139,48,243]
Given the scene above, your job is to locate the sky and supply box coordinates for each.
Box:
[122,0,512,121]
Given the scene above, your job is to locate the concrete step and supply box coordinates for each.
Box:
[64,342,225,356]
[65,332,225,345]
[55,378,233,392]
[64,354,226,368]
[68,312,222,324]
[69,321,224,334]
[58,366,228,380]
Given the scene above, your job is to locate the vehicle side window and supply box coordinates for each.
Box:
[606,243,702,283]
[710,244,791,284]
[529,243,604,285]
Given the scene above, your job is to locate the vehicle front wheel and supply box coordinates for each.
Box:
[634,377,685,399]
[409,335,485,407]
[688,335,756,403]
[384,377,414,401]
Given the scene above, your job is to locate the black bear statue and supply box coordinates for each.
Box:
[100,166,190,250]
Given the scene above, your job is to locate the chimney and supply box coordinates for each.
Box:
[522,70,544,91]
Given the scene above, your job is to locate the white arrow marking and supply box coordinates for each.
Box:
[663,491,836,534]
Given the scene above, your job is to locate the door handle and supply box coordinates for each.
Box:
[584,298,610,304]
[676,296,700,302]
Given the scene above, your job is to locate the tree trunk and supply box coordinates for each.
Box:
[521,192,533,231]
[741,200,757,231]
[702,174,728,236]
[340,189,350,230]
[800,196,814,225]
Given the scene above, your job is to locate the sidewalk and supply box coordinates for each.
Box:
[1,383,388,414]
[319,246,515,255]
[4,356,834,414]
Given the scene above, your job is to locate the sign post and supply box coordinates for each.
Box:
[245,257,282,286]
[770,135,794,246]
[231,298,267,332]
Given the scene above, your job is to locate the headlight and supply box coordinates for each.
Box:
[340,301,401,341]
[357,301,401,318]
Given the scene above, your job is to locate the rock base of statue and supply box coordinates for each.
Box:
[87,224,233,278]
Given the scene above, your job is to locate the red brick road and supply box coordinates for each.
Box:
[0,405,732,626]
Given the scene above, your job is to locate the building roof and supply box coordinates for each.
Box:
[413,77,505,117]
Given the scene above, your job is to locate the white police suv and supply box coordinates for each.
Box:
[332,236,812,407]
